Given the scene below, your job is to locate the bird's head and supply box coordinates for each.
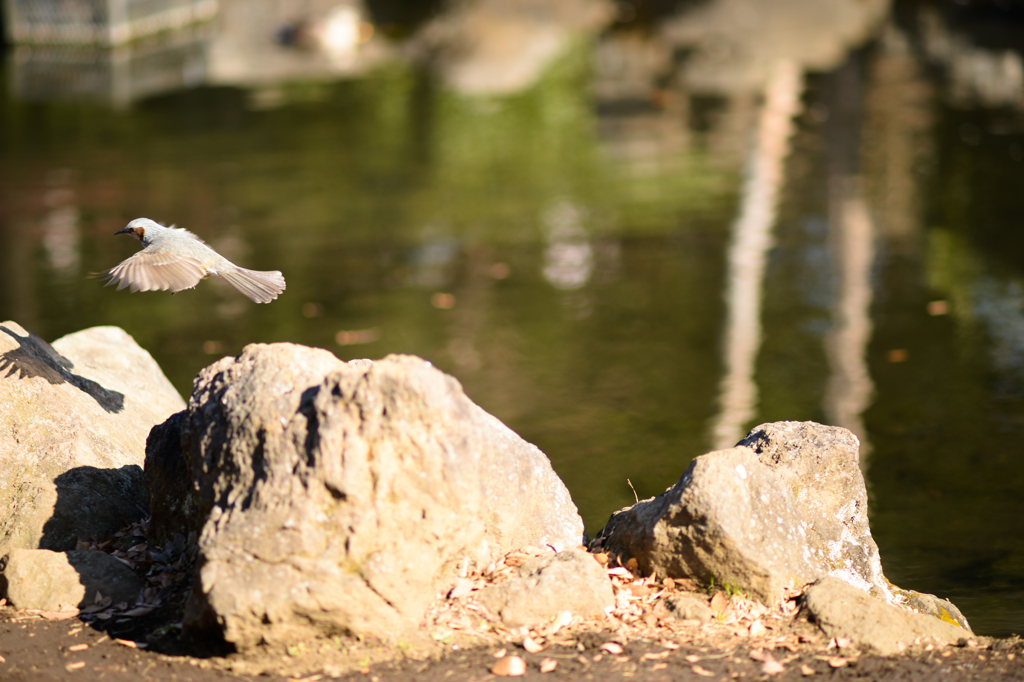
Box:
[116,218,162,243]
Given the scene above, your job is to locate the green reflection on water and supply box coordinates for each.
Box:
[865,103,1024,637]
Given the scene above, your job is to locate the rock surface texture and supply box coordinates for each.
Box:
[802,577,970,655]
[179,344,583,650]
[593,421,971,631]
[0,322,184,555]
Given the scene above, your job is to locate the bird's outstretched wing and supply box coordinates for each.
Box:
[101,247,206,293]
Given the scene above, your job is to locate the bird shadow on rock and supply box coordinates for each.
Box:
[39,465,148,551]
[0,324,125,413]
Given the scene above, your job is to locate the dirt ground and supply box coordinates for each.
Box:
[2,537,1023,681]
[2,605,1024,682]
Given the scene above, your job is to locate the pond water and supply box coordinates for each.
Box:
[3,0,1024,637]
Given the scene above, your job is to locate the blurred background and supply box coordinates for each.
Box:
[2,0,1024,636]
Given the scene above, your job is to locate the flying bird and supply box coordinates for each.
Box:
[101,218,286,304]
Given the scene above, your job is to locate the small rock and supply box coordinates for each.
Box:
[0,549,143,610]
[803,577,971,656]
[664,594,713,624]
[473,547,614,628]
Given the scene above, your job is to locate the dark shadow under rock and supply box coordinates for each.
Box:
[40,465,148,551]
[144,411,198,547]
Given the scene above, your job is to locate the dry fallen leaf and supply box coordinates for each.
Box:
[685,654,701,663]
[491,655,526,677]
[38,610,79,621]
[828,657,848,668]
[539,658,557,673]
[547,611,574,633]
[762,657,785,675]
[749,649,767,662]
[749,620,767,638]
[710,591,728,614]
[601,642,624,655]
[692,664,716,677]
[522,636,545,654]
[801,663,816,676]
[493,648,507,658]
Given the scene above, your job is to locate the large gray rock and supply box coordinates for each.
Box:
[593,421,969,631]
[0,323,185,554]
[0,548,144,611]
[472,548,614,627]
[803,577,970,655]
[180,344,583,650]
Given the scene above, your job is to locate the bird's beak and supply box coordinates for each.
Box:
[115,227,131,235]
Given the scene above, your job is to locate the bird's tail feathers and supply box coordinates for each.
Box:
[219,267,286,304]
